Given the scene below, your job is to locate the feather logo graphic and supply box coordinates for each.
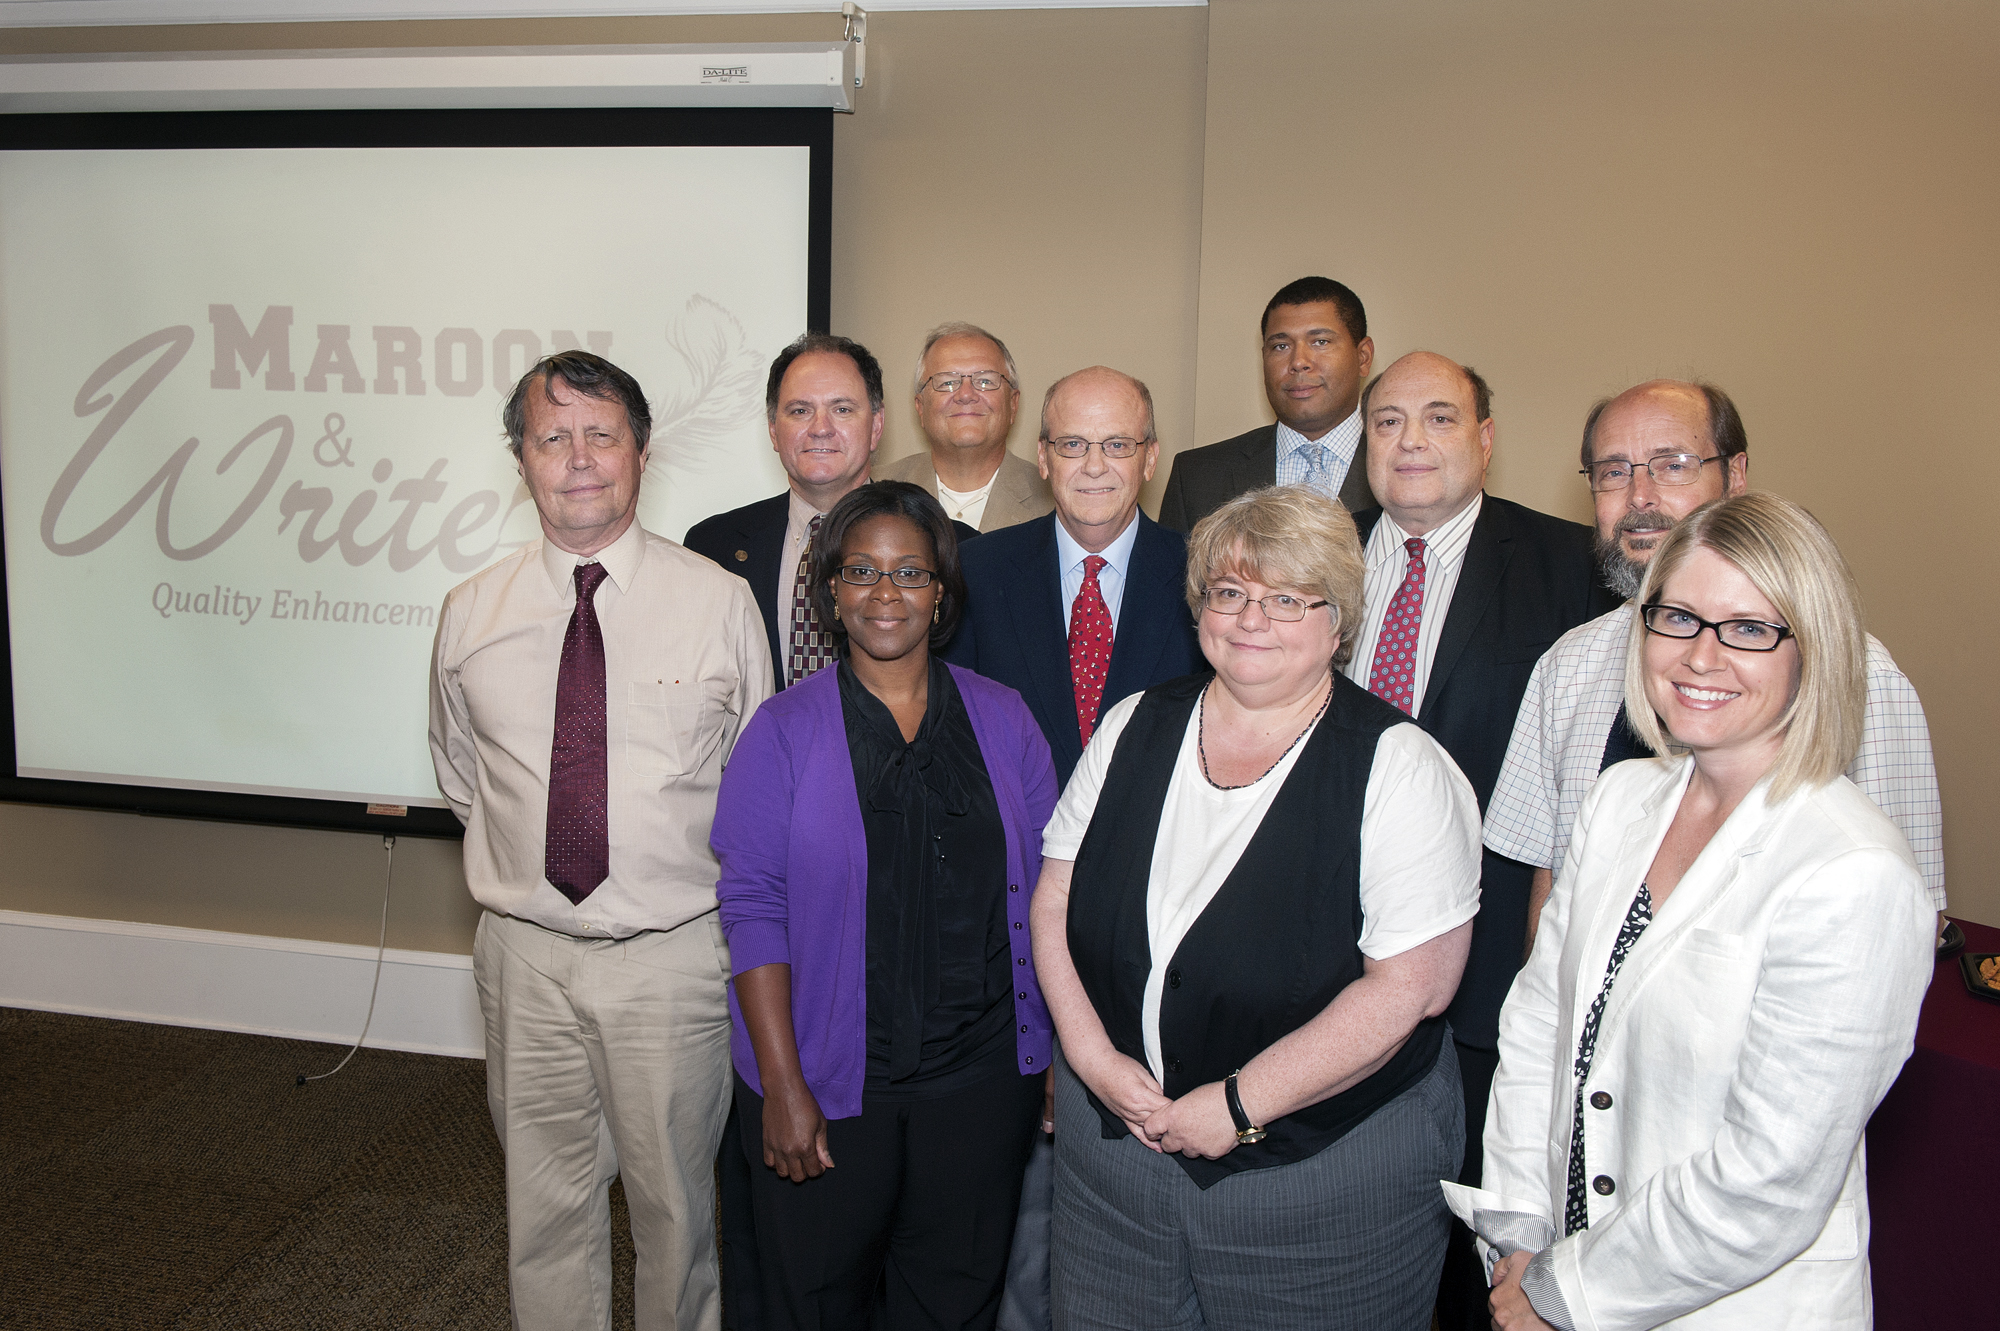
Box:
[651,295,765,468]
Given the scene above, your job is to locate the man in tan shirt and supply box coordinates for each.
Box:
[878,322,1054,533]
[430,351,772,1331]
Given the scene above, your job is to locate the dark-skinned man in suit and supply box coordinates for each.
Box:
[1339,351,1617,1330]
[1157,275,1377,533]
[946,365,1204,1331]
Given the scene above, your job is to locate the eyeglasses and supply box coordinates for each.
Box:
[837,565,936,589]
[1200,587,1329,622]
[1640,603,1793,652]
[1043,436,1150,460]
[1581,454,1723,492]
[920,373,1013,396]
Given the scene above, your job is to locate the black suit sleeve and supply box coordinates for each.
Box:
[1157,456,1193,534]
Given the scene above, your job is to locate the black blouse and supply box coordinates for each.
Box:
[837,655,1016,1099]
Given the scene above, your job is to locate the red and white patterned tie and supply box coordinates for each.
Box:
[788,513,836,685]
[1069,555,1114,745]
[1366,537,1427,715]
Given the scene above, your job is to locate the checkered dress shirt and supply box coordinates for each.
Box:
[1274,411,1364,499]
[1482,602,1946,910]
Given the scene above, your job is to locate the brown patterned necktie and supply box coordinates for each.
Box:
[788,513,836,685]
[545,561,609,905]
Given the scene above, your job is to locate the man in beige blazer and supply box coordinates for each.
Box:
[878,322,1054,533]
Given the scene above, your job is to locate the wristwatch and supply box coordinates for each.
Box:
[1223,1070,1266,1144]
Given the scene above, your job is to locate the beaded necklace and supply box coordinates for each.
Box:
[1197,675,1333,791]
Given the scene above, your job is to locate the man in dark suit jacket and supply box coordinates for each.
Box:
[1158,275,1377,533]
[1344,352,1616,1331]
[945,366,1203,1331]
[685,332,888,693]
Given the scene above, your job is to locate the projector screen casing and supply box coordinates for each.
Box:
[0,106,832,838]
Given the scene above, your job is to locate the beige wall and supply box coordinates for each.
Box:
[2,0,1993,948]
[1194,0,1998,923]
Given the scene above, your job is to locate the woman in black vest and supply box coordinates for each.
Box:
[1029,486,1483,1330]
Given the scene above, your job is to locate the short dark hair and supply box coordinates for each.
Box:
[1579,381,1749,469]
[1261,276,1368,344]
[1360,360,1493,423]
[766,332,885,421]
[502,351,651,458]
[810,480,967,653]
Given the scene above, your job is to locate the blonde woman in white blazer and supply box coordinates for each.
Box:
[1477,493,1933,1331]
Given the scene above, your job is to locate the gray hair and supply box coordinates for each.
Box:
[911,322,1020,395]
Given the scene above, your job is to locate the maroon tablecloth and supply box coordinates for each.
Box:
[1867,916,2000,1329]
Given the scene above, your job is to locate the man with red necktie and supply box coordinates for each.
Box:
[430,351,772,1331]
[1342,351,1614,1331]
[946,365,1204,1331]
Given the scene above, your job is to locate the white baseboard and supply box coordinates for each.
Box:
[0,909,483,1059]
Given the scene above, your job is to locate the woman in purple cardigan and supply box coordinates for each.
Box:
[712,481,1058,1331]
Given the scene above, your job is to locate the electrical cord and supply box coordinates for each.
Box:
[296,834,395,1087]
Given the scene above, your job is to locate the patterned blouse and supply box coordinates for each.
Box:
[1565,881,1655,1235]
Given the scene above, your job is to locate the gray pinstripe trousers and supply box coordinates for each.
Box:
[1049,1040,1461,1331]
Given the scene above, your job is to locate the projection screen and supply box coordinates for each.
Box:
[0,109,831,835]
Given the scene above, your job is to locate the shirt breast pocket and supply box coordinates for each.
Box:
[624,680,720,779]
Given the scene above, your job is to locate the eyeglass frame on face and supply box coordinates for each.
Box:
[836,564,936,589]
[1041,435,1151,460]
[1640,603,1794,652]
[919,372,1014,396]
[1199,586,1330,623]
[1582,453,1725,492]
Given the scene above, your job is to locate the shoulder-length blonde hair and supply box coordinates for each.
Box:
[1625,491,1865,801]
[1184,486,1365,665]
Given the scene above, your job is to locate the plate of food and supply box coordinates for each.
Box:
[1959,952,2000,1006]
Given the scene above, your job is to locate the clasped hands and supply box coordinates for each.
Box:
[1076,1047,1241,1160]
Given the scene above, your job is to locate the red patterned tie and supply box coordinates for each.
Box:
[788,513,836,685]
[546,561,610,905]
[1070,555,1114,745]
[1366,537,1427,716]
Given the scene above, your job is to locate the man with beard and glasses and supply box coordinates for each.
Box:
[1483,379,1946,962]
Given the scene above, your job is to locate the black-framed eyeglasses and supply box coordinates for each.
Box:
[837,565,936,589]
[1640,603,1793,652]
[1200,587,1329,622]
[1043,436,1149,460]
[920,373,1013,396]
[1581,453,1723,492]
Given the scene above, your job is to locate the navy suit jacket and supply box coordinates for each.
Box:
[1354,494,1618,1048]
[945,512,1205,787]
[684,493,791,690]
[685,491,981,692]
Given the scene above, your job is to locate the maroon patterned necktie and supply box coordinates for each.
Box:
[546,561,610,905]
[1069,555,1114,745]
[788,513,836,685]
[1366,537,1427,716]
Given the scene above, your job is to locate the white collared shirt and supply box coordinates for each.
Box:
[1341,493,1484,718]
[1055,512,1143,634]
[1274,409,1364,499]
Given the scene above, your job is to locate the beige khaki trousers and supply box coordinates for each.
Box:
[474,909,733,1331]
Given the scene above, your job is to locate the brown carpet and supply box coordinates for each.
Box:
[0,1007,637,1330]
